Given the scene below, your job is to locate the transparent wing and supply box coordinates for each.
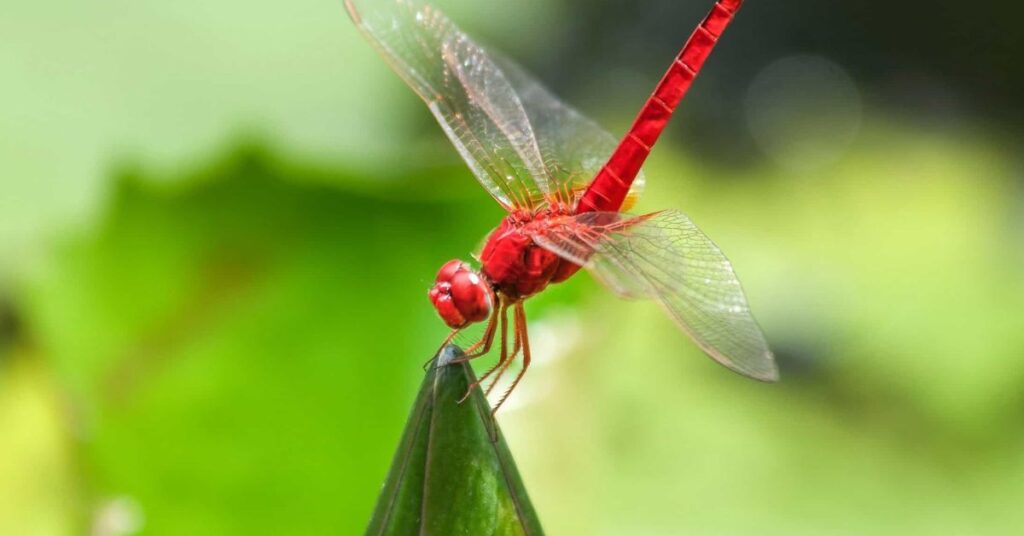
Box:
[495,57,646,210]
[345,0,554,209]
[530,210,777,381]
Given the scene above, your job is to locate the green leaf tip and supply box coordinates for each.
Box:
[365,345,544,536]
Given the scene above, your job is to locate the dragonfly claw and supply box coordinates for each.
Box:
[456,385,476,405]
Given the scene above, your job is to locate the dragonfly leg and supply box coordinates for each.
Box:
[458,301,512,403]
[491,303,531,415]
[477,307,524,399]
[424,328,460,370]
[454,300,503,362]
[450,300,504,369]
[483,311,522,397]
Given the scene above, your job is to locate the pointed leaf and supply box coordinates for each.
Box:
[366,346,544,535]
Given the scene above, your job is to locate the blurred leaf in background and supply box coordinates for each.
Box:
[13,144,498,533]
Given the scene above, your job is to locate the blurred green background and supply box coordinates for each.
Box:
[2,0,1023,534]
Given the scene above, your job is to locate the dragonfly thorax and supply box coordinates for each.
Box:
[478,211,580,300]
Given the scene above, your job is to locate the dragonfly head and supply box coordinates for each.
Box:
[428,259,494,329]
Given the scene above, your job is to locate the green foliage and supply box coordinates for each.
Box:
[19,145,498,534]
[4,128,1024,534]
[3,0,1024,533]
[367,346,542,536]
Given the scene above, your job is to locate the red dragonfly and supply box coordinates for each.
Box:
[345,0,776,412]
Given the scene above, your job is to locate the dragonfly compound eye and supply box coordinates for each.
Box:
[429,260,493,328]
[449,270,493,323]
[435,259,471,284]
[429,288,466,329]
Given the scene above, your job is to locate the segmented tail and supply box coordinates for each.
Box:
[576,0,744,214]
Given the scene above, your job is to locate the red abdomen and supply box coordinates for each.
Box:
[480,215,569,298]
